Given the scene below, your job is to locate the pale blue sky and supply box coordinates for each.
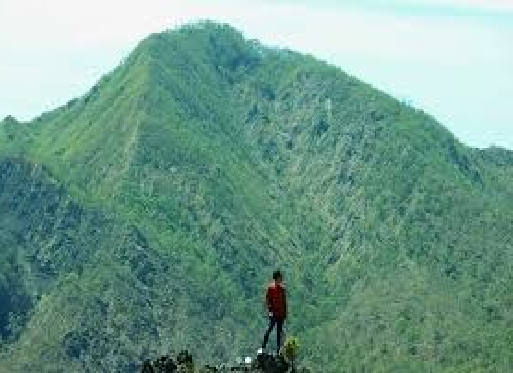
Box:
[1,0,512,149]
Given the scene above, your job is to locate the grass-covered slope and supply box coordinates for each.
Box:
[1,21,512,372]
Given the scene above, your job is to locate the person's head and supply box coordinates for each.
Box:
[273,270,283,283]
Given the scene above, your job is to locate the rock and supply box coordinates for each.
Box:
[252,352,289,373]
[142,349,309,372]
[153,355,177,372]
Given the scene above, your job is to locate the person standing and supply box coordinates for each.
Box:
[261,270,287,355]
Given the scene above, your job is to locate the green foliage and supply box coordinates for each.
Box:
[1,22,513,372]
[283,336,300,363]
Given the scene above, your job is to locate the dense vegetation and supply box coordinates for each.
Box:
[1,21,512,372]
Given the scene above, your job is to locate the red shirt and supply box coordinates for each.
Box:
[266,281,287,320]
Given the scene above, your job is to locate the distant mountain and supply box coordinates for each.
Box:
[1,21,512,372]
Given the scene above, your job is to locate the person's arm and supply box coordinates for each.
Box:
[265,285,271,313]
[283,287,287,319]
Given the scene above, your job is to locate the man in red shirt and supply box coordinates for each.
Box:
[261,270,287,354]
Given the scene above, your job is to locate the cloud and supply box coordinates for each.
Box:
[0,0,185,48]
[394,0,513,13]
[1,0,510,50]
[263,0,513,14]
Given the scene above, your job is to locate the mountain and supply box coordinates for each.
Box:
[1,21,512,372]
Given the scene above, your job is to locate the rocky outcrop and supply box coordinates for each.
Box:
[141,350,310,373]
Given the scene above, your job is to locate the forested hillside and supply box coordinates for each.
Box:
[1,22,512,372]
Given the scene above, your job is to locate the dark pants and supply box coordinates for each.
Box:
[262,315,284,353]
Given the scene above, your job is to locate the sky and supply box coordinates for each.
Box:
[1,0,512,149]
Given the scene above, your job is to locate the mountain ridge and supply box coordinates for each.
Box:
[1,21,512,372]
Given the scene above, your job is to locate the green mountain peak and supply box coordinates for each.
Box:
[1,22,513,372]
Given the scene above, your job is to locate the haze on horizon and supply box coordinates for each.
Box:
[1,0,512,149]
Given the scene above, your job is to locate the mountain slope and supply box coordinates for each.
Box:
[1,22,512,372]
